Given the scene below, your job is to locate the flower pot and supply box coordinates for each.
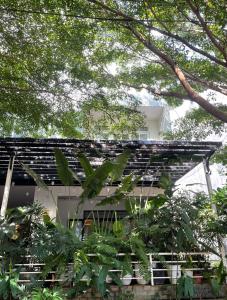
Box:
[121,273,132,285]
[135,262,156,285]
[106,274,112,283]
[167,264,181,284]
[194,272,203,284]
[184,270,193,278]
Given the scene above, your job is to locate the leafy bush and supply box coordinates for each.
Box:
[30,287,65,300]
[0,270,25,300]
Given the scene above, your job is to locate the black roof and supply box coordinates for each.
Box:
[0,137,221,187]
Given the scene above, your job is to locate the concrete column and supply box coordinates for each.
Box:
[0,155,15,218]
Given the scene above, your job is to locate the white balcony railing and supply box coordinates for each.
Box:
[0,252,221,285]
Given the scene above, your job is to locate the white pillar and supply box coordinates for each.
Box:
[203,158,217,213]
[0,155,15,218]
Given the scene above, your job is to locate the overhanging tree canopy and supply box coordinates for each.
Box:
[0,0,226,138]
[0,1,143,137]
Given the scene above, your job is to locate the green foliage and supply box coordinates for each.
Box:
[21,163,48,190]
[110,150,131,182]
[206,186,227,235]
[97,174,141,206]
[78,152,94,178]
[1,151,226,298]
[0,203,45,263]
[125,179,217,253]
[30,222,82,276]
[54,148,74,186]
[116,290,134,300]
[210,260,227,297]
[80,160,115,200]
[177,275,194,299]
[213,146,227,167]
[165,105,227,141]
[0,0,226,137]
[0,271,25,300]
[112,220,124,238]
[30,287,65,300]
[73,233,124,297]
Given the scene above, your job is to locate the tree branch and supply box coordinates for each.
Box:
[88,0,227,122]
[147,26,227,68]
[126,24,227,123]
[184,73,227,96]
[122,82,189,100]
[187,0,227,62]
[89,0,227,68]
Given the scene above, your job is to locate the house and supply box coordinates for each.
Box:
[0,137,221,233]
[0,134,225,294]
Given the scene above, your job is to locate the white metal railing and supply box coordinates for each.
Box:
[0,252,221,285]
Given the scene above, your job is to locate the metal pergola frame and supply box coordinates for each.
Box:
[0,138,221,187]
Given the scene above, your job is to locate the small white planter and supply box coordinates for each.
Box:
[135,262,156,285]
[184,270,193,278]
[81,275,90,283]
[106,274,112,283]
[167,264,181,284]
[121,273,132,285]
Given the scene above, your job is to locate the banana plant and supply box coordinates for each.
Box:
[53,148,138,206]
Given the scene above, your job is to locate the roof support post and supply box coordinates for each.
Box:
[0,154,15,218]
[203,157,227,275]
[202,158,217,212]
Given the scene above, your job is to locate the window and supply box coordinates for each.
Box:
[138,127,149,140]
[69,210,128,239]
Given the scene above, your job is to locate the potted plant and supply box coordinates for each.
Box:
[167,263,181,284]
[182,255,193,278]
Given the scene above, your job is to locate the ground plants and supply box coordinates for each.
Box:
[1,150,226,298]
[176,275,194,299]
[30,287,65,300]
[0,269,25,300]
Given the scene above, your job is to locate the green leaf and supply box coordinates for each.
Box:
[97,266,108,296]
[21,163,48,190]
[80,161,114,200]
[78,152,94,178]
[110,150,131,181]
[69,168,81,184]
[97,174,141,206]
[177,275,194,299]
[118,174,141,195]
[148,194,168,209]
[54,148,73,186]
[109,272,122,287]
[159,173,172,190]
[97,193,123,206]
[113,220,124,237]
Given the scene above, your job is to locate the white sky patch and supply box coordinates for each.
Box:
[106,62,118,75]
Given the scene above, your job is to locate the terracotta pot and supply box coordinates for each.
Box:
[194,272,203,284]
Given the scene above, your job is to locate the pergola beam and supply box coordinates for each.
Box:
[0,154,15,218]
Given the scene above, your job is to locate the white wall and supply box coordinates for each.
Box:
[176,162,226,194]
[34,186,163,224]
